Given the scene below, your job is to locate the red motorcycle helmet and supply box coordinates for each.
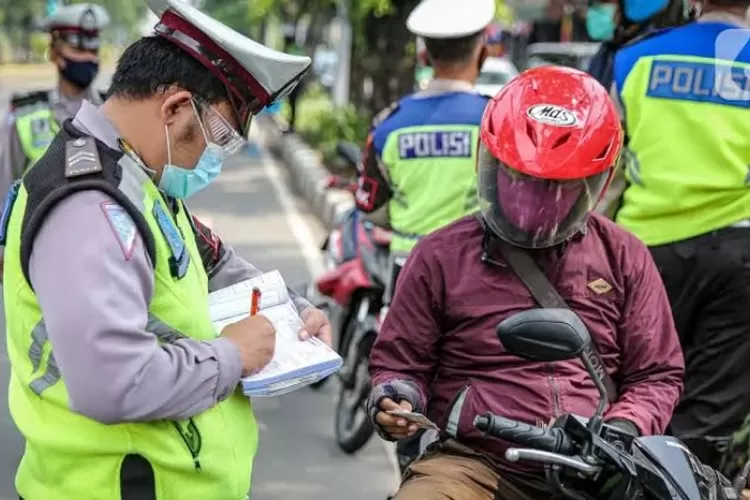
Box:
[477,65,624,249]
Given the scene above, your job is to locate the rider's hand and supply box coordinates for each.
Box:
[299,307,333,347]
[221,315,277,376]
[375,398,419,439]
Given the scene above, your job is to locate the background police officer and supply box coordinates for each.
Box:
[602,0,750,469]
[1,0,330,498]
[355,0,495,252]
[585,0,691,90]
[0,3,110,205]
[0,3,110,278]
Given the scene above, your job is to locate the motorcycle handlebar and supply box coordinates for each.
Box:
[473,413,575,456]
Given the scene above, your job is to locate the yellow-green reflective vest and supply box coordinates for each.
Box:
[14,104,59,169]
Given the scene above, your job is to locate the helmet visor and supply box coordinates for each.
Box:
[477,143,612,249]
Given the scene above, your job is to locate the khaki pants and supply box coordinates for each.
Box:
[394,440,553,500]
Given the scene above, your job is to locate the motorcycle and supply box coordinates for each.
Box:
[473,307,738,500]
[301,142,393,454]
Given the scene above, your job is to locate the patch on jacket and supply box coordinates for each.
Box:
[588,278,613,295]
[101,201,137,260]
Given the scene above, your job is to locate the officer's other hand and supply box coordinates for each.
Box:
[375,398,419,439]
[222,315,276,376]
[299,307,333,347]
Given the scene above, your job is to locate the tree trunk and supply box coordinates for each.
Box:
[359,0,419,117]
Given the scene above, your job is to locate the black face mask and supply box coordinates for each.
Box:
[60,56,99,89]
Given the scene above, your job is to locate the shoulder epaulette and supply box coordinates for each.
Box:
[10,91,50,112]
[64,136,103,178]
[372,101,400,129]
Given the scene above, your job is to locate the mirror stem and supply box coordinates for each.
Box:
[581,352,607,436]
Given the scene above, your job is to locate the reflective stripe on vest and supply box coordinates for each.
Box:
[15,106,59,169]
[25,314,188,396]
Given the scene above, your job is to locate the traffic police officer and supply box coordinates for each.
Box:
[355,0,495,255]
[603,0,750,469]
[0,3,110,198]
[1,0,330,498]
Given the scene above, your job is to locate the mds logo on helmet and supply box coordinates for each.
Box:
[526,104,579,127]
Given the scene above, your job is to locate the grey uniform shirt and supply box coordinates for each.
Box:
[0,88,102,209]
[27,101,311,424]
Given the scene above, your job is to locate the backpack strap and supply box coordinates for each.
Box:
[475,213,618,403]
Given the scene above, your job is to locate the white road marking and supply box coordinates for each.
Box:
[194,216,213,228]
[258,149,324,277]
[257,142,402,492]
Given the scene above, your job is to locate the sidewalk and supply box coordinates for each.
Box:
[0,63,115,86]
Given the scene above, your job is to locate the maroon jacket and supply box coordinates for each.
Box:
[369,214,684,464]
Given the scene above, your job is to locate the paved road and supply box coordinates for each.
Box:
[0,72,398,499]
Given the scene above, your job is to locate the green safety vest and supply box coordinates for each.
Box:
[615,50,750,246]
[381,124,480,252]
[14,103,59,170]
[3,132,258,499]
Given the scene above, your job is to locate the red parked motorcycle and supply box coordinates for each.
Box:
[301,142,392,454]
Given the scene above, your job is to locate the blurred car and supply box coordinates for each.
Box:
[313,45,338,91]
[414,57,520,96]
[475,56,520,96]
[525,42,601,71]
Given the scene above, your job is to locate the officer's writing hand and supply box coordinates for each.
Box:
[221,315,276,376]
[299,307,332,347]
[375,398,419,440]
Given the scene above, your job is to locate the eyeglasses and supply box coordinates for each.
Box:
[192,98,248,159]
[54,31,101,51]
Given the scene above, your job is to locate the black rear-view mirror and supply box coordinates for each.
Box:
[496,309,592,363]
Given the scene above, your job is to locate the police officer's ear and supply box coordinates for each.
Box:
[160,89,194,127]
[476,34,489,73]
[47,38,61,66]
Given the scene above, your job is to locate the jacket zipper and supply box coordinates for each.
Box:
[546,364,561,419]
[173,418,202,472]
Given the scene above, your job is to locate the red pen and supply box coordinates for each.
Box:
[251,287,261,316]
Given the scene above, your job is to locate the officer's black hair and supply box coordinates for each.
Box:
[423,31,484,65]
[107,36,230,104]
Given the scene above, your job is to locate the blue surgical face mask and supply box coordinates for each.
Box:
[586,3,618,41]
[159,104,226,199]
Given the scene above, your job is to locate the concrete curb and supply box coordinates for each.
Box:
[256,115,355,229]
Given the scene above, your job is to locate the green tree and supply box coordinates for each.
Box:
[201,0,255,35]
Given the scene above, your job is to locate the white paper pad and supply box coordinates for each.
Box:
[209,271,342,397]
